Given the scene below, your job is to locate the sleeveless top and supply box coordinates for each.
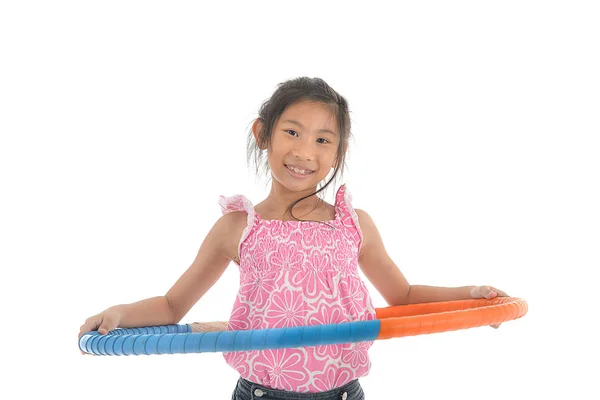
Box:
[218,184,376,393]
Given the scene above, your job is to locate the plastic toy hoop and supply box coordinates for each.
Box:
[79,297,527,356]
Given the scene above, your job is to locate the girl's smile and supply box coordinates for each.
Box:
[284,163,315,178]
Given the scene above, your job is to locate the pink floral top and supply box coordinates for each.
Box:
[218,184,376,393]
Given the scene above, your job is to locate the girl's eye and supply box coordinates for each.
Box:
[285,130,330,144]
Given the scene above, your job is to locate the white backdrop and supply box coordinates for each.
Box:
[1,1,598,398]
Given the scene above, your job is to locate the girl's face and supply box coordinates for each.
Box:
[264,100,339,192]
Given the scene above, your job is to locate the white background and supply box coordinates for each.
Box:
[1,1,598,398]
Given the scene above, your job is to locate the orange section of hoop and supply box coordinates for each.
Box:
[375,297,527,339]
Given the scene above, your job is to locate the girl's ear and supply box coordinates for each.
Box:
[252,119,267,150]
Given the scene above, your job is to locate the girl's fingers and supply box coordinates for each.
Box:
[78,323,95,355]
[470,285,497,299]
[79,317,99,339]
[78,315,103,355]
[191,321,229,332]
[471,285,509,299]
[492,287,509,297]
[98,315,118,334]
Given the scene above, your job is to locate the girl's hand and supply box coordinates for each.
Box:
[78,308,123,355]
[470,285,508,329]
[190,321,229,332]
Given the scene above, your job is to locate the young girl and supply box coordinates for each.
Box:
[79,77,507,399]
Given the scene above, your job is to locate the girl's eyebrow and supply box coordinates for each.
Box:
[282,119,337,136]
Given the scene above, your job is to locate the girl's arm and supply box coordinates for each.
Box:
[163,212,237,323]
[80,214,235,338]
[355,209,502,306]
[113,213,234,327]
[403,284,507,303]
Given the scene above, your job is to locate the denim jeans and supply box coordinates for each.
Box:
[231,377,365,400]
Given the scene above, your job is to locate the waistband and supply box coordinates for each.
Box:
[234,377,363,400]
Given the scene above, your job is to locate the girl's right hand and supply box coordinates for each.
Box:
[78,308,122,355]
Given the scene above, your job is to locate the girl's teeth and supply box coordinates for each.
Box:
[287,165,312,175]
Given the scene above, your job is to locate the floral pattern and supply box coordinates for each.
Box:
[253,348,311,391]
[218,184,376,393]
[266,286,306,328]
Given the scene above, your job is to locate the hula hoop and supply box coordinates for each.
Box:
[79,297,527,356]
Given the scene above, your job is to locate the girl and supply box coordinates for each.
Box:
[79,77,507,399]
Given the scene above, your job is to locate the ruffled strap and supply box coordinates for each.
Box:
[218,194,255,218]
[335,184,364,250]
[218,194,257,262]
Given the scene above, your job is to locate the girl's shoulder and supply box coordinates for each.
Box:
[349,207,380,261]
[218,210,248,266]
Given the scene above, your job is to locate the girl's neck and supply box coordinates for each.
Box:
[265,184,324,214]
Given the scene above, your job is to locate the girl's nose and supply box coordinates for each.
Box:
[291,142,315,160]
[291,150,313,161]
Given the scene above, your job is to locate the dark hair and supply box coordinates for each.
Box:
[246,77,353,225]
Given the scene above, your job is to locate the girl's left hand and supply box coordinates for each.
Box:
[470,285,508,329]
[190,321,229,332]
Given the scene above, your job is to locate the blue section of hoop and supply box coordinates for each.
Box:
[79,320,381,355]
